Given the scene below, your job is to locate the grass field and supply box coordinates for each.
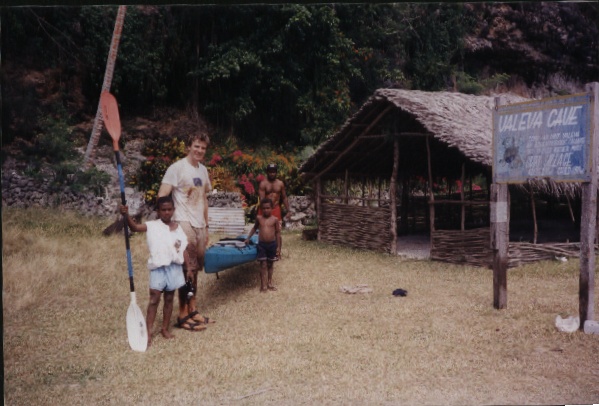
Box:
[3,207,599,405]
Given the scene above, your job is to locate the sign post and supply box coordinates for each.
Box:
[579,82,598,326]
[492,84,597,326]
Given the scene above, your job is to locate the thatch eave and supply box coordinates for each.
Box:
[300,89,528,178]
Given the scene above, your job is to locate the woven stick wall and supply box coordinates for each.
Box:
[432,228,598,268]
[430,228,493,267]
[508,242,598,267]
[320,203,391,252]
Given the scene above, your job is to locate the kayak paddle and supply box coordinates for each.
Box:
[100,91,148,352]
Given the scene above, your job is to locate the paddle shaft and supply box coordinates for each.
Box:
[114,150,136,293]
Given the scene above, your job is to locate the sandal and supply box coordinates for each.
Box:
[175,314,207,331]
[189,310,216,324]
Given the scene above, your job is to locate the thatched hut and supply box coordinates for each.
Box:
[299,88,589,267]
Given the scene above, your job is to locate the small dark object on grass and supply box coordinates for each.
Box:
[392,288,408,297]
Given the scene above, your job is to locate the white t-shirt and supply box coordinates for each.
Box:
[145,220,188,270]
[161,157,212,228]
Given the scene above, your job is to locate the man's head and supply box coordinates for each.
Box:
[266,163,277,181]
[156,195,175,223]
[260,198,273,217]
[182,122,210,165]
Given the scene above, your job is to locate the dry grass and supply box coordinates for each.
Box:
[3,207,599,405]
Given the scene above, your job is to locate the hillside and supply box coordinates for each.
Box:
[1,3,597,217]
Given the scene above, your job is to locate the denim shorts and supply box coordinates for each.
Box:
[149,263,185,292]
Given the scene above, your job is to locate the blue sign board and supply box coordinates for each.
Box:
[493,93,592,183]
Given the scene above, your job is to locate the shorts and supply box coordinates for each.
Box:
[149,263,185,292]
[257,241,278,262]
[178,221,208,271]
[258,205,282,221]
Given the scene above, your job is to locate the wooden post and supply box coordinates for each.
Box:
[426,136,435,233]
[84,6,127,166]
[529,185,538,244]
[315,178,322,241]
[401,175,410,234]
[469,173,474,224]
[390,139,399,254]
[491,183,509,309]
[580,82,599,326]
[361,176,366,207]
[565,194,575,223]
[460,162,466,231]
[343,169,349,204]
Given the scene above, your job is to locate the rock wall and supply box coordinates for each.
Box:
[285,195,316,230]
[2,160,315,230]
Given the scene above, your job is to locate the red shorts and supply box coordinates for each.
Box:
[258,205,282,220]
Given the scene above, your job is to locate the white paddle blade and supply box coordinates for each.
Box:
[126,292,148,352]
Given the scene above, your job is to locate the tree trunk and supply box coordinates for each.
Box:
[83,6,127,167]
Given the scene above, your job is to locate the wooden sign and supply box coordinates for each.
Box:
[493,93,593,183]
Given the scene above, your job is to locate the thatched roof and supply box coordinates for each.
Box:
[300,88,527,181]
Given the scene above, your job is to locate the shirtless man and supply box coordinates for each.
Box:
[258,163,290,223]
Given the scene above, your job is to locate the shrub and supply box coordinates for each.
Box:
[133,136,308,214]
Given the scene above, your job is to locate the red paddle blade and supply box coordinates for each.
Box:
[100,91,121,150]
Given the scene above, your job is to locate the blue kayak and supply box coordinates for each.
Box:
[204,234,259,274]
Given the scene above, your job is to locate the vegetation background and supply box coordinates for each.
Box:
[2,3,598,205]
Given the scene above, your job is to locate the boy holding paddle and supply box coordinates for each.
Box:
[244,198,282,292]
[121,196,205,347]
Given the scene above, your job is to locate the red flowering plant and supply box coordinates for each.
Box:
[134,135,307,220]
[206,141,304,221]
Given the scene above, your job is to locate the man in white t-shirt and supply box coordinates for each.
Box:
[158,129,215,329]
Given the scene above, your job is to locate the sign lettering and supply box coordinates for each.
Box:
[493,93,592,183]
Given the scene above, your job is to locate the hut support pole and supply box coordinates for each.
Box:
[316,178,322,241]
[491,183,509,309]
[580,82,599,326]
[461,162,466,231]
[361,176,366,207]
[344,169,349,204]
[530,185,538,244]
[565,194,575,223]
[390,139,399,254]
[426,136,435,233]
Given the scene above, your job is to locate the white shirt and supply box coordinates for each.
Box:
[145,220,188,270]
[161,158,211,228]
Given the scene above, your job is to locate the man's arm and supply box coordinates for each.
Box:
[280,181,290,219]
[258,180,266,201]
[157,183,173,198]
[275,218,282,255]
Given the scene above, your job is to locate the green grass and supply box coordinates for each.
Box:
[3,207,599,405]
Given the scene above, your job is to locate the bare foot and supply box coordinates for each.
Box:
[147,337,152,348]
[161,329,175,339]
[260,288,268,293]
[267,285,278,291]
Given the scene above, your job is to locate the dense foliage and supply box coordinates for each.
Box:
[133,136,305,218]
[2,3,496,148]
[3,3,597,204]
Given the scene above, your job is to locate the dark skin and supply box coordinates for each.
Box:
[244,202,282,292]
[120,202,204,346]
[259,168,290,222]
